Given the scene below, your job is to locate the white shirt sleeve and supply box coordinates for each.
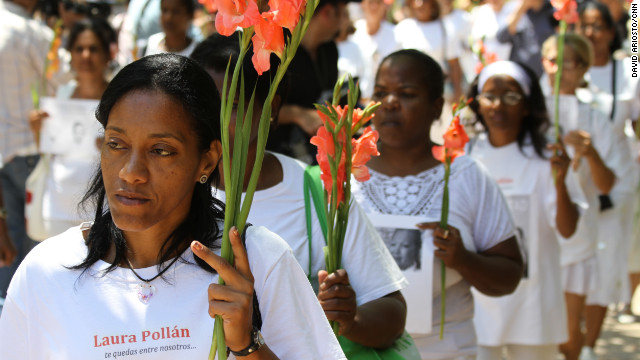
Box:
[247,226,346,360]
[341,201,408,306]
[0,294,30,359]
[464,160,516,251]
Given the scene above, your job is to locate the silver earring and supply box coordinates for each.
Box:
[199,175,208,184]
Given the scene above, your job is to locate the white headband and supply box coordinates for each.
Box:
[477,61,531,97]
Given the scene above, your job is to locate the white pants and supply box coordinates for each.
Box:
[477,344,557,360]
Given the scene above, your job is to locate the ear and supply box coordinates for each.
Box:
[198,140,222,181]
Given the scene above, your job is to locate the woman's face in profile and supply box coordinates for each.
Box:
[101,90,212,236]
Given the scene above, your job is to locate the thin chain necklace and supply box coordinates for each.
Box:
[125,255,181,304]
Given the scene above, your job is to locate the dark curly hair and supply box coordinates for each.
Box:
[467,61,550,159]
[73,54,225,276]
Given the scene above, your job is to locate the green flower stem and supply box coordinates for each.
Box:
[439,157,450,341]
[210,2,320,358]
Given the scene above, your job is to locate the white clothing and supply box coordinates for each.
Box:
[394,18,460,69]
[350,20,399,99]
[584,59,639,305]
[42,82,99,227]
[561,256,598,295]
[352,156,516,359]
[442,9,474,83]
[144,32,199,57]
[214,153,407,306]
[469,134,572,346]
[0,225,346,360]
[337,39,367,94]
[587,58,640,138]
[546,95,616,267]
[0,2,54,162]
[477,344,558,360]
[469,2,521,62]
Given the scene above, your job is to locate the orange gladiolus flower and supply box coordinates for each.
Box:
[252,14,285,75]
[311,126,346,203]
[214,0,262,36]
[550,0,578,23]
[267,0,305,30]
[432,117,469,163]
[351,126,379,182]
[311,105,380,204]
[199,0,217,13]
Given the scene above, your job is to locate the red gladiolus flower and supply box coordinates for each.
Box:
[550,0,578,23]
[267,0,305,30]
[214,0,262,36]
[252,14,285,74]
[351,126,379,182]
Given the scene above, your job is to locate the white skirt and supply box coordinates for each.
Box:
[562,256,598,296]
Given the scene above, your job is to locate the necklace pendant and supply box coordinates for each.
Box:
[137,283,156,304]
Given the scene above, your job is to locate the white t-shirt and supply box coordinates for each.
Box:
[337,39,367,95]
[42,82,99,223]
[214,153,407,306]
[350,20,399,99]
[586,58,640,138]
[352,155,516,359]
[545,95,617,266]
[469,2,521,62]
[144,32,199,57]
[469,134,571,346]
[0,225,346,360]
[443,9,474,82]
[394,18,460,69]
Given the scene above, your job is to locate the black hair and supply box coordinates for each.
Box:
[377,49,444,102]
[189,31,288,109]
[467,62,550,159]
[161,0,196,15]
[317,0,349,12]
[73,54,225,276]
[578,0,622,55]
[66,17,117,57]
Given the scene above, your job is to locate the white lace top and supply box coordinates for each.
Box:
[353,155,516,359]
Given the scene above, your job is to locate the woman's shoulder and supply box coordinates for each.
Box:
[244,225,294,268]
[10,226,88,289]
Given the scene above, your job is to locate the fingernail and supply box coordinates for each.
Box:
[232,227,240,237]
[191,241,203,251]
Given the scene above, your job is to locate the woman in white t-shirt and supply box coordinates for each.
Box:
[394,0,464,101]
[190,33,410,356]
[353,49,523,360]
[541,33,618,360]
[577,0,640,335]
[350,0,400,100]
[0,54,345,360]
[467,60,581,360]
[469,0,519,63]
[143,0,198,57]
[28,18,116,239]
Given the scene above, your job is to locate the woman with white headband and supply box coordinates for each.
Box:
[467,60,583,360]
[540,32,619,360]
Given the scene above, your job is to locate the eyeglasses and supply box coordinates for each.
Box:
[477,92,523,106]
[580,23,606,33]
[543,57,584,70]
